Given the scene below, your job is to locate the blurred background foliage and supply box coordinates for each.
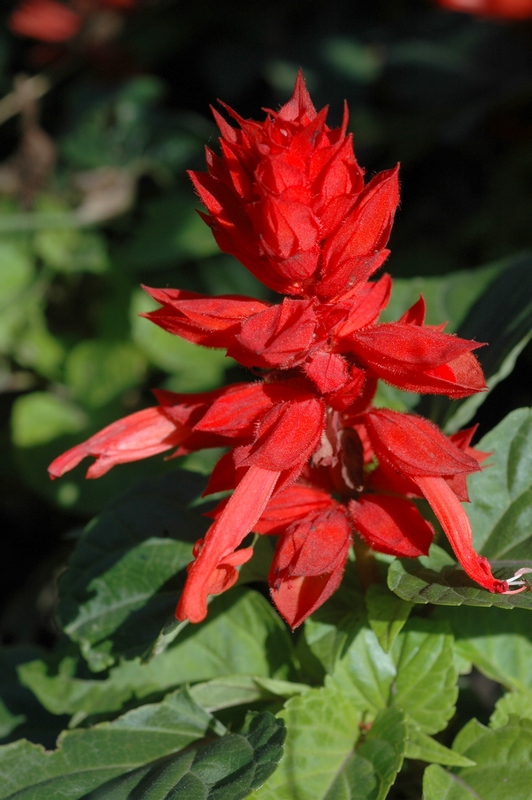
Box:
[0,0,531,652]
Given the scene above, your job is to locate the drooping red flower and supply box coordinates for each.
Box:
[436,0,532,19]
[49,72,528,629]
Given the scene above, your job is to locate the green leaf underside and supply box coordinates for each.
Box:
[365,585,413,654]
[423,717,532,800]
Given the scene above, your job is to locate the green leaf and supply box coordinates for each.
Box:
[423,717,532,800]
[57,469,210,670]
[433,605,532,691]
[0,688,216,800]
[189,677,309,713]
[331,619,457,735]
[405,723,475,767]
[388,409,532,609]
[64,340,147,408]
[11,393,87,448]
[86,711,285,800]
[491,690,532,729]
[250,685,361,800]
[366,585,413,653]
[0,237,34,308]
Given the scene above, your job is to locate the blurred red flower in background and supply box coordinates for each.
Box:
[436,0,532,19]
[9,0,137,44]
[49,73,529,628]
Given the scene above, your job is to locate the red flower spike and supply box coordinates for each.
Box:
[49,72,504,625]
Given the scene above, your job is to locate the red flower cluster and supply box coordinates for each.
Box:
[49,73,528,628]
[9,0,136,44]
[436,0,532,19]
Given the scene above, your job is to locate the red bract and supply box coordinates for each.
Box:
[49,72,528,629]
[436,0,532,18]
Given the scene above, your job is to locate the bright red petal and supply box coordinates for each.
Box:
[349,495,434,557]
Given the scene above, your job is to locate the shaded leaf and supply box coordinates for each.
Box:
[0,688,216,800]
[11,393,87,448]
[405,723,475,767]
[64,340,147,409]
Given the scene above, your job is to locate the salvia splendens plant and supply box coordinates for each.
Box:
[48,72,530,629]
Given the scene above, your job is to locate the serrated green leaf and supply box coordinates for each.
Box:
[366,585,413,653]
[388,409,532,609]
[331,619,457,735]
[0,688,215,800]
[87,711,285,800]
[490,690,532,728]
[405,723,475,767]
[250,685,362,800]
[423,717,532,800]
[64,340,147,408]
[11,393,87,448]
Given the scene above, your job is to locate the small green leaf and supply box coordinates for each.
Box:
[331,619,457,735]
[490,690,532,728]
[11,393,87,448]
[0,237,34,308]
[87,711,285,800]
[366,585,413,653]
[33,197,109,273]
[423,717,532,800]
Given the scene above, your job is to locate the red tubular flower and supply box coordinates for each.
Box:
[436,0,532,19]
[49,72,528,629]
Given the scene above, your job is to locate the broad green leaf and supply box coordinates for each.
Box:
[0,688,216,800]
[86,711,285,800]
[388,409,532,609]
[323,708,406,800]
[250,685,361,800]
[423,717,532,800]
[25,590,296,717]
[64,340,147,408]
[405,723,475,767]
[11,393,87,448]
[331,619,457,735]
[131,289,231,390]
[432,605,532,691]
[366,585,413,653]
[14,320,64,380]
[490,690,532,728]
